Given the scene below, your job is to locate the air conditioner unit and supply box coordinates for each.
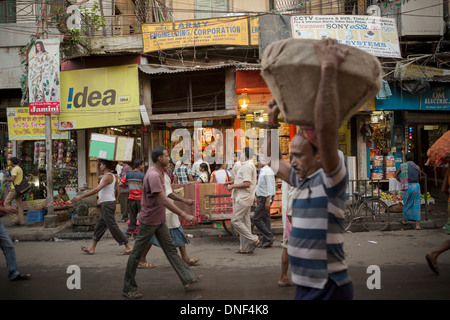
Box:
[399,0,445,38]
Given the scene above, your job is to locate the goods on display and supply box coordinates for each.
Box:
[261,38,382,126]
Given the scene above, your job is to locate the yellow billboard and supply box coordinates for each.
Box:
[250,16,259,45]
[7,107,69,140]
[142,16,250,52]
[58,64,141,130]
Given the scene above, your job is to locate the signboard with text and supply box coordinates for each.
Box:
[376,84,450,111]
[291,15,401,58]
[142,16,250,52]
[58,64,141,130]
[7,108,68,140]
[28,38,61,115]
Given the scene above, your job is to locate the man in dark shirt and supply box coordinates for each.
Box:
[122,146,202,299]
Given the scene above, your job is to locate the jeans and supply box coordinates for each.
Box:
[253,196,275,244]
[123,222,195,293]
[0,220,20,280]
[127,199,141,233]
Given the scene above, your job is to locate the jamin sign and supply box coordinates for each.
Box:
[28,38,61,115]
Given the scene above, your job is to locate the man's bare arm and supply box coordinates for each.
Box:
[313,38,348,173]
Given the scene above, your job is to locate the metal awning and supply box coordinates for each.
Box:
[139,62,261,75]
[139,63,236,75]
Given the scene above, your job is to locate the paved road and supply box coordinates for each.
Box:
[1,228,449,302]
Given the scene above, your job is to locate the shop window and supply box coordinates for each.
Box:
[0,0,16,23]
[194,0,228,19]
[151,71,226,114]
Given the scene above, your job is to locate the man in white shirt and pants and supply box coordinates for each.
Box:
[254,154,276,248]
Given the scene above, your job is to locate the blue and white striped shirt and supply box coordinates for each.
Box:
[288,153,350,289]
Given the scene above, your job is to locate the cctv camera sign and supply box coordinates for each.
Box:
[291,15,401,58]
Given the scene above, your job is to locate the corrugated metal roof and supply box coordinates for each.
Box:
[139,62,262,74]
[139,63,236,75]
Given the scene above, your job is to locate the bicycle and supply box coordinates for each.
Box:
[344,192,390,232]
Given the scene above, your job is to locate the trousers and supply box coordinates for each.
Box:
[92,201,128,245]
[253,196,275,243]
[123,222,195,293]
[231,200,258,251]
[4,189,24,225]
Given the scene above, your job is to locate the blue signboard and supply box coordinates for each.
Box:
[376,84,450,111]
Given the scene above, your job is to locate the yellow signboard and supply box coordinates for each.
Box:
[250,16,259,45]
[142,17,250,52]
[58,64,141,130]
[7,107,69,140]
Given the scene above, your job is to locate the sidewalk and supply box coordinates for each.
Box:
[2,200,448,242]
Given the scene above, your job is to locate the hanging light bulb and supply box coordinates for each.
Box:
[237,93,250,110]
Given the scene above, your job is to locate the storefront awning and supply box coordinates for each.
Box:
[148,109,237,122]
[139,63,236,75]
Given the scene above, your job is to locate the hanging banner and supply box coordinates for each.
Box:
[291,15,401,58]
[7,107,69,140]
[142,16,250,52]
[28,38,61,115]
[58,64,141,130]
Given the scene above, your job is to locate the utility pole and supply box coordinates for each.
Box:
[42,1,54,216]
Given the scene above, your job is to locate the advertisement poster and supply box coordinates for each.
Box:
[142,16,249,52]
[6,107,69,140]
[58,64,141,130]
[27,38,61,115]
[291,15,401,58]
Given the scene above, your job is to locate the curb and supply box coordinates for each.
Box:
[5,213,447,242]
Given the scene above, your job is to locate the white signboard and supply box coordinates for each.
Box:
[291,15,401,58]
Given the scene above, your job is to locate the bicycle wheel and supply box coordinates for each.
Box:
[359,199,390,231]
[344,203,353,231]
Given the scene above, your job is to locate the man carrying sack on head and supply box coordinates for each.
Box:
[266,38,353,300]
[4,157,26,226]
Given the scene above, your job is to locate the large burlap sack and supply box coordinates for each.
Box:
[261,38,382,126]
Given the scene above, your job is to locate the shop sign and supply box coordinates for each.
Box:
[27,38,61,115]
[58,64,141,130]
[6,107,69,140]
[142,16,250,52]
[291,15,401,58]
[376,85,450,111]
[250,16,259,45]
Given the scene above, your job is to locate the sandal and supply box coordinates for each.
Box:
[138,261,156,269]
[117,250,132,256]
[11,274,31,281]
[187,258,200,266]
[399,219,408,226]
[247,239,260,253]
[416,223,421,230]
[184,275,203,289]
[235,249,250,254]
[81,246,94,255]
[122,291,143,299]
